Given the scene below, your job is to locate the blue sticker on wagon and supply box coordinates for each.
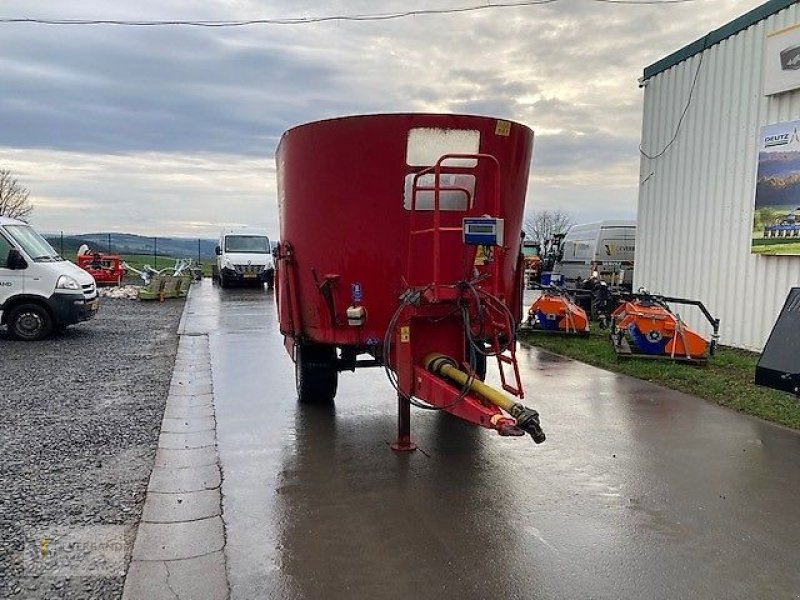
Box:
[351,283,363,303]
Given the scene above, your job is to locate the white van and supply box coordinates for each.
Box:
[0,216,98,340]
[554,220,636,288]
[215,227,275,289]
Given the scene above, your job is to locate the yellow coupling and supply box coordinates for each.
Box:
[424,353,545,443]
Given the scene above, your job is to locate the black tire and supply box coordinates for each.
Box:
[296,344,338,404]
[7,303,54,341]
[218,273,228,288]
[265,269,275,290]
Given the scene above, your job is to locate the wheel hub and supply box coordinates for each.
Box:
[646,330,663,342]
[18,311,43,335]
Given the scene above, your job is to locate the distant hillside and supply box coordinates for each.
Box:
[45,232,217,259]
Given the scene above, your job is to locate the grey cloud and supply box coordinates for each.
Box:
[0,25,348,155]
[0,0,766,235]
[533,132,637,170]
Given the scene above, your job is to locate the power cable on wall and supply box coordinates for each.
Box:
[0,0,701,27]
[639,34,710,163]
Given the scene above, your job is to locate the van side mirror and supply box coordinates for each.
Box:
[215,245,221,256]
[7,248,27,270]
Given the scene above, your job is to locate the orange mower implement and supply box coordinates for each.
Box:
[610,291,720,364]
[526,286,589,335]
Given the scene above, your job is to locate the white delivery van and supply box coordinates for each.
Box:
[215,227,275,289]
[554,220,636,288]
[0,216,99,340]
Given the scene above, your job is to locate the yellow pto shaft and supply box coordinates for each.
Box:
[424,353,545,443]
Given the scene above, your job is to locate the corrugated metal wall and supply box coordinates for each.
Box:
[637,2,800,351]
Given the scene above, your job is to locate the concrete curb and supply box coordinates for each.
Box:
[123,290,229,600]
[176,280,194,336]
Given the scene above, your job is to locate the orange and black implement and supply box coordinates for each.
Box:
[526,286,590,335]
[610,291,719,363]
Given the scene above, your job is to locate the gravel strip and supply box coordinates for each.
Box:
[0,298,184,599]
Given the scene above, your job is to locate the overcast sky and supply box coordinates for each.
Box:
[0,0,765,238]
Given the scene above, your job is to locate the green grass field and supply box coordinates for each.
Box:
[518,326,800,430]
[751,237,800,255]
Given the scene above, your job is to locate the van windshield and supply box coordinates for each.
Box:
[225,235,269,253]
[5,225,63,262]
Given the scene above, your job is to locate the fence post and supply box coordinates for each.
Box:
[60,231,64,256]
[154,237,158,270]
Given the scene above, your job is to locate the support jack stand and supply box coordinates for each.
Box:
[391,394,417,452]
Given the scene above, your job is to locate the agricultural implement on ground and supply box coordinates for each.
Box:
[610,290,719,364]
[525,285,589,335]
[76,245,126,286]
[123,259,200,300]
[756,287,800,397]
[275,113,545,449]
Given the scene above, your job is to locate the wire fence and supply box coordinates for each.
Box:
[48,231,217,275]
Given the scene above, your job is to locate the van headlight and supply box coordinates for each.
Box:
[223,259,234,269]
[55,275,81,291]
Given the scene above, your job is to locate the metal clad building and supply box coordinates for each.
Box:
[637,0,800,350]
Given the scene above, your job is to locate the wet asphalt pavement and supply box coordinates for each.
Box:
[185,281,800,600]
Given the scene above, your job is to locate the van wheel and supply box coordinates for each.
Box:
[265,270,275,290]
[8,303,54,341]
[218,273,228,288]
[296,344,338,404]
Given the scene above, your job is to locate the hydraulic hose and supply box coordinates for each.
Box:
[425,354,546,444]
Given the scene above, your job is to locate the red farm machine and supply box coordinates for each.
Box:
[76,245,126,286]
[275,114,545,450]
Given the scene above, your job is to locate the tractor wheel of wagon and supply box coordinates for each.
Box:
[8,303,54,341]
[296,344,338,404]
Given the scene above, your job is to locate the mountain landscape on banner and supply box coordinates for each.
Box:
[756,151,800,208]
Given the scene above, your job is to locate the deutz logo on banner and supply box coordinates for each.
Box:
[780,44,800,71]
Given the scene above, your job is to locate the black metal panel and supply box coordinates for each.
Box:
[756,287,800,395]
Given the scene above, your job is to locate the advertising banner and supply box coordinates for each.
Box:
[764,23,800,96]
[753,120,800,255]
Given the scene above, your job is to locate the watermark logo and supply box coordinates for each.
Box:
[40,537,51,560]
[23,526,127,577]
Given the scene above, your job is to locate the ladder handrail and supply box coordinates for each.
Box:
[407,153,502,299]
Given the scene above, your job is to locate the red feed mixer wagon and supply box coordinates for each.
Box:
[275,113,545,450]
